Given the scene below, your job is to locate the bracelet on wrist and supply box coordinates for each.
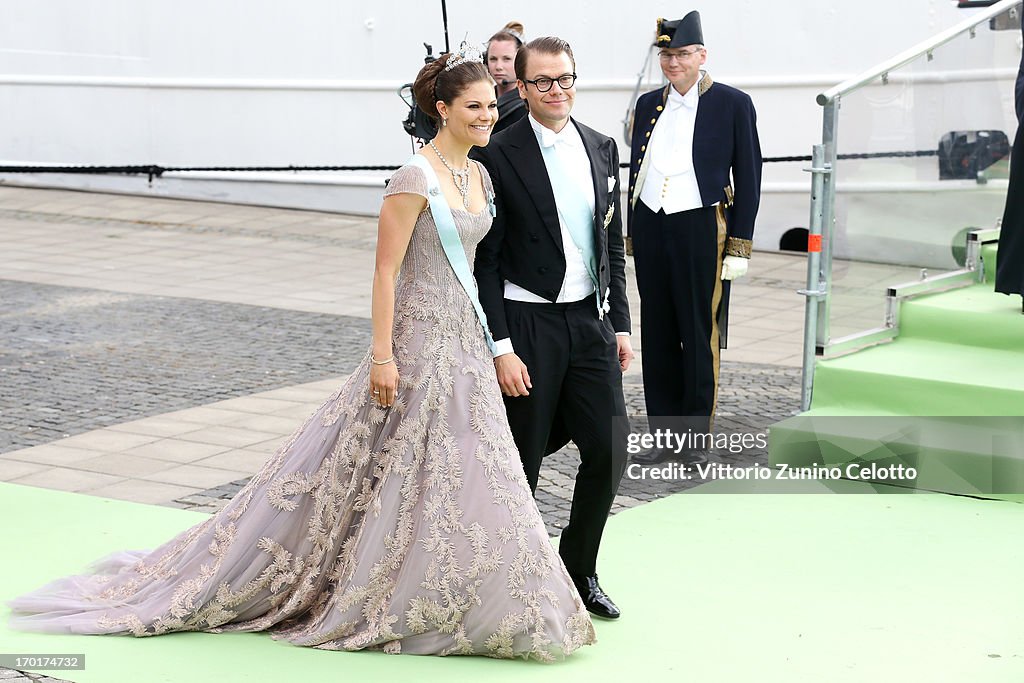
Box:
[370,354,394,366]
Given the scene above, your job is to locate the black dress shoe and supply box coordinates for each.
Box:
[631,447,709,467]
[572,575,620,619]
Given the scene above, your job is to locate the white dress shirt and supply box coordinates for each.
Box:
[504,115,596,304]
[493,115,598,357]
[639,82,704,215]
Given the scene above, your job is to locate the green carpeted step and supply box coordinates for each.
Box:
[982,242,998,283]
[767,240,1024,500]
[811,338,1024,415]
[899,282,1024,350]
[767,410,1024,500]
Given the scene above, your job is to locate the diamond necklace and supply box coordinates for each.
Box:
[429,139,471,209]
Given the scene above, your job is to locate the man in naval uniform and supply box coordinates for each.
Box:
[627,11,762,465]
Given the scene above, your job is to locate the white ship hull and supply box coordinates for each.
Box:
[1,0,1019,267]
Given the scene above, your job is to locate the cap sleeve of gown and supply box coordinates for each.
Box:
[384,163,429,199]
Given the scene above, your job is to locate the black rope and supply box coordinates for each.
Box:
[838,149,938,160]
[617,149,941,166]
[762,149,939,163]
[163,165,401,172]
[616,149,939,168]
[761,155,813,163]
[0,149,943,179]
[0,164,402,182]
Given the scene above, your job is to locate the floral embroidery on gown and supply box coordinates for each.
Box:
[7,161,596,660]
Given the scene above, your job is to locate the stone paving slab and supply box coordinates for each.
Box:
[0,186,817,367]
[45,362,796,531]
[0,670,70,682]
[0,279,371,453]
[0,185,808,534]
[2,357,800,533]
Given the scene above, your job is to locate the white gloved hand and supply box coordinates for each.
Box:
[721,255,749,281]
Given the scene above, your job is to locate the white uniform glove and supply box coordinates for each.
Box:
[721,255,749,281]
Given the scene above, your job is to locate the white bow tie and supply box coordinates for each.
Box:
[540,127,578,149]
[668,88,697,111]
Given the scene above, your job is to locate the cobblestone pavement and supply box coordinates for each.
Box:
[0,279,371,453]
[0,670,71,682]
[0,205,380,252]
[0,274,801,533]
[168,362,801,534]
[0,185,806,534]
[578,365,800,520]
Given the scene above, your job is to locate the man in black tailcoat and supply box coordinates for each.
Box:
[473,37,632,619]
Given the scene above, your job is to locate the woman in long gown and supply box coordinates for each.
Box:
[7,50,596,661]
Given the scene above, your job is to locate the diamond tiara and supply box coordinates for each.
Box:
[443,42,484,72]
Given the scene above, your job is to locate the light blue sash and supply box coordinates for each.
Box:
[406,154,497,356]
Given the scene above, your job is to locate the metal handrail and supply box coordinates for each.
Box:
[799,0,1021,412]
[817,0,1021,104]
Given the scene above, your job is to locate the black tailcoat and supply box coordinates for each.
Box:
[473,116,630,339]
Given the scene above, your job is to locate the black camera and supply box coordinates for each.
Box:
[400,43,440,142]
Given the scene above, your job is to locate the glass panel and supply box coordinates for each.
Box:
[826,21,1018,342]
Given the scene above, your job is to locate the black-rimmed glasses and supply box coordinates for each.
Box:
[523,73,577,92]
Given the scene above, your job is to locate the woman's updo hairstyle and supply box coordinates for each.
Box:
[412,54,492,123]
[488,21,525,47]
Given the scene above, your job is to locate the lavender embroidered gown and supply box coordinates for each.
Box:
[7,162,596,660]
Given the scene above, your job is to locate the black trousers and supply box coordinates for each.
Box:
[631,201,726,424]
[502,295,627,578]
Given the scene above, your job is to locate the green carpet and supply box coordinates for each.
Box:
[768,413,1024,500]
[900,282,1023,351]
[811,338,1024,415]
[983,243,999,282]
[771,260,1024,497]
[2,482,1023,682]
[812,242,1023,417]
